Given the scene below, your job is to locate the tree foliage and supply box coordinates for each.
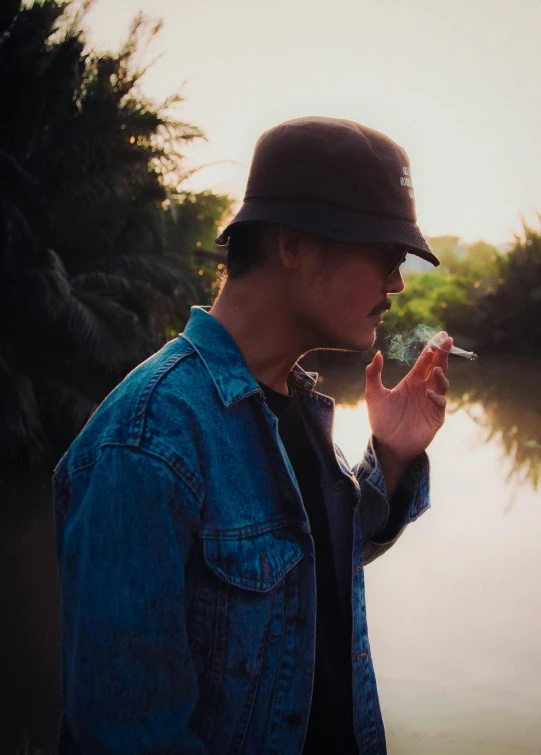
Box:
[163,189,233,327]
[0,0,229,468]
[477,222,541,350]
[382,228,541,355]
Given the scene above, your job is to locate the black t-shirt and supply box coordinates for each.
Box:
[258,381,358,754]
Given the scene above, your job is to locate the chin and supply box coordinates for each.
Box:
[350,327,377,352]
[312,319,377,352]
[326,330,376,353]
[357,334,377,351]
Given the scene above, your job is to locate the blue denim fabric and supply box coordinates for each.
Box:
[53,306,430,755]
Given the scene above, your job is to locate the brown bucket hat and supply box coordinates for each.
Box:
[216,116,439,267]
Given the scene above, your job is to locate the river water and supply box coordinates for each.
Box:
[311,353,541,754]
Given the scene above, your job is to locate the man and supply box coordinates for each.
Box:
[53,116,452,754]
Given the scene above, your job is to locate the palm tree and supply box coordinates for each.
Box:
[0,1,208,472]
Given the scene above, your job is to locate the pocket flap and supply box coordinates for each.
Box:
[203,530,303,592]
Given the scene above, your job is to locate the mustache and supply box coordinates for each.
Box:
[369,297,392,317]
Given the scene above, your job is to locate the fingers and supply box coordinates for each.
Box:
[432,335,453,374]
[427,389,447,409]
[411,333,445,379]
[411,332,453,380]
[365,351,385,397]
[428,365,450,395]
[427,363,449,410]
[413,346,436,381]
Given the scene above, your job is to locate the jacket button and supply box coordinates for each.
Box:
[295,613,307,626]
[286,713,303,727]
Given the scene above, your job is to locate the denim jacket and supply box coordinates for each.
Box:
[53,306,430,755]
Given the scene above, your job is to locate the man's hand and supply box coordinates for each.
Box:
[364,333,452,496]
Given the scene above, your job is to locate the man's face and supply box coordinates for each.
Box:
[291,237,406,352]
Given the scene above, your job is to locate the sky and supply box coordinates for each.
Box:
[85,0,541,245]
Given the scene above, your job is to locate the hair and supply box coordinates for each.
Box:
[225,222,279,279]
[224,221,335,281]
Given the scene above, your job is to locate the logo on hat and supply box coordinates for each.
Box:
[400,166,414,199]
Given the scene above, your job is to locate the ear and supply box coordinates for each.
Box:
[278,226,303,270]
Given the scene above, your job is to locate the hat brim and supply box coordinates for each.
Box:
[215,199,439,267]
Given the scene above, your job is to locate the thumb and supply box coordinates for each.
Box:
[365,350,385,396]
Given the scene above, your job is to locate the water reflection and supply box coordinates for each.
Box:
[301,352,541,492]
[446,358,541,493]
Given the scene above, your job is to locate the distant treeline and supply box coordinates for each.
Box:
[381,230,541,354]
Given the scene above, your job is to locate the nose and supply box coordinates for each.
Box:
[385,268,405,295]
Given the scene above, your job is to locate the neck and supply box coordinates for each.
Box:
[209,276,304,395]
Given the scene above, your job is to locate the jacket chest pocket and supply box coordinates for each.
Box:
[202,526,304,593]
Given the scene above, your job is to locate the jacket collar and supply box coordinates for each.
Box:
[181,306,318,408]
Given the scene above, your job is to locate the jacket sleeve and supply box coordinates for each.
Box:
[351,436,431,565]
[53,445,208,754]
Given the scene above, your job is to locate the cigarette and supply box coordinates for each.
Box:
[449,345,478,360]
[429,338,478,361]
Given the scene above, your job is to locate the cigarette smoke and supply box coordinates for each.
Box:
[386,324,440,365]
